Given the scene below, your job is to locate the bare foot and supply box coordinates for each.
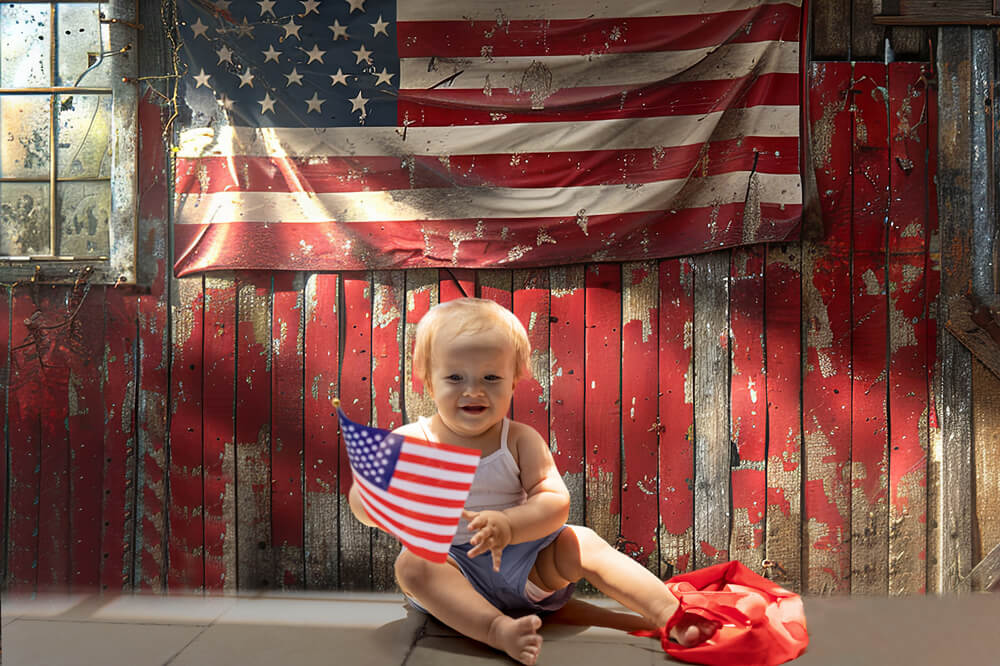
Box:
[487,614,543,665]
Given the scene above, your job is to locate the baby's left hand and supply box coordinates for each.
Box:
[463,509,512,571]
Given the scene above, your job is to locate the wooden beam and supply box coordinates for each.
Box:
[966,541,1000,591]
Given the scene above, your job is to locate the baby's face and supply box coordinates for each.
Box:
[427,327,517,439]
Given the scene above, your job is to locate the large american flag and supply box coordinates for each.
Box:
[173,0,804,275]
[338,407,480,562]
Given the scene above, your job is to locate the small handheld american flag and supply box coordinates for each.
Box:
[337,405,480,562]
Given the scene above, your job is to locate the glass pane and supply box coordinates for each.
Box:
[57,180,110,256]
[0,95,51,178]
[0,182,51,256]
[56,3,112,88]
[56,94,111,178]
[0,4,51,88]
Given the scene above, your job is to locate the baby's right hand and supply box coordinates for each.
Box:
[463,509,513,571]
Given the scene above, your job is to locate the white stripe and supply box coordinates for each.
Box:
[402,441,481,467]
[356,484,457,536]
[395,460,477,484]
[362,494,452,554]
[391,476,472,501]
[398,0,799,21]
[355,474,464,519]
[400,41,798,91]
[176,105,798,158]
[175,172,801,225]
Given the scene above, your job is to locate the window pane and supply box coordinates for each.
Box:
[57,180,109,256]
[56,94,111,178]
[0,4,51,88]
[56,3,112,88]
[0,95,50,178]
[0,182,50,256]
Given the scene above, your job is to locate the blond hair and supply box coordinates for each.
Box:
[412,297,531,384]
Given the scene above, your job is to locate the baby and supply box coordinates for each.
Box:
[349,297,712,664]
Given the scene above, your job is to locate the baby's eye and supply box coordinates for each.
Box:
[484,374,502,382]
[445,374,462,382]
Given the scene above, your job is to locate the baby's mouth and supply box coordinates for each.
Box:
[461,405,487,414]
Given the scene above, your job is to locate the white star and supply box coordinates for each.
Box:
[303,43,327,64]
[299,0,321,15]
[237,69,255,88]
[352,43,372,64]
[281,17,302,39]
[258,92,276,114]
[257,0,276,16]
[232,16,254,39]
[305,92,325,113]
[349,91,368,116]
[219,94,234,110]
[190,17,210,39]
[370,15,389,37]
[373,67,394,86]
[329,67,349,86]
[328,19,349,40]
[216,44,234,65]
[261,44,281,63]
[345,0,365,13]
[213,0,231,12]
[193,68,212,88]
[284,67,304,86]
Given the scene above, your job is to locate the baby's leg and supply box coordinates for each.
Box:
[529,526,678,629]
[396,549,543,665]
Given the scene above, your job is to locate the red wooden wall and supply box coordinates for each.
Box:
[2,61,977,597]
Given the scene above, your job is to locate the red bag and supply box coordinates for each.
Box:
[635,560,808,666]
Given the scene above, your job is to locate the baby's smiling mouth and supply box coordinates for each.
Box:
[461,405,487,413]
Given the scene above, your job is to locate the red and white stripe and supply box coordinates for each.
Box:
[354,437,480,563]
[174,0,802,275]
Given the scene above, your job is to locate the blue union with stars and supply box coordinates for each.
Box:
[339,409,405,491]
[178,0,398,128]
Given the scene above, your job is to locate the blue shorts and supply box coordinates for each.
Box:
[404,527,575,617]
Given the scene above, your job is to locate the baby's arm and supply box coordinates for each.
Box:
[466,423,569,568]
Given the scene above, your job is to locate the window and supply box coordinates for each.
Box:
[0,0,137,285]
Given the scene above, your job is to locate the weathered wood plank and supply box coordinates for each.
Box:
[765,244,803,592]
[692,251,731,570]
[935,26,974,593]
[272,272,305,590]
[7,288,42,592]
[658,258,695,578]
[304,273,341,590]
[549,265,586,527]
[478,270,513,311]
[101,287,137,592]
[620,261,659,571]
[0,287,8,583]
[972,361,1000,579]
[584,264,622,547]
[803,61,853,595]
[887,61,930,597]
[69,284,105,591]
[203,275,237,592]
[371,270,405,591]
[403,269,439,422]
[340,272,373,589]
[729,247,766,576]
[37,286,71,592]
[135,97,170,593]
[168,276,205,591]
[853,0,886,59]
[512,270,550,440]
[812,0,851,58]
[235,273,273,590]
[440,268,475,302]
[850,62,890,596]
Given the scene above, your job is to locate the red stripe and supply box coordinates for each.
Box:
[398,450,480,474]
[377,482,467,509]
[356,481,462,526]
[359,493,455,544]
[397,5,800,57]
[392,469,475,492]
[402,435,482,458]
[362,508,451,564]
[173,204,802,276]
[175,137,799,194]
[398,73,799,127]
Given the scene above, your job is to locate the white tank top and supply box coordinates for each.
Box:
[418,416,527,545]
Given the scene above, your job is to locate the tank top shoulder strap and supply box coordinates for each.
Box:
[417,415,435,442]
[499,417,510,452]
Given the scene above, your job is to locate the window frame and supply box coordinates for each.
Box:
[0,0,138,286]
